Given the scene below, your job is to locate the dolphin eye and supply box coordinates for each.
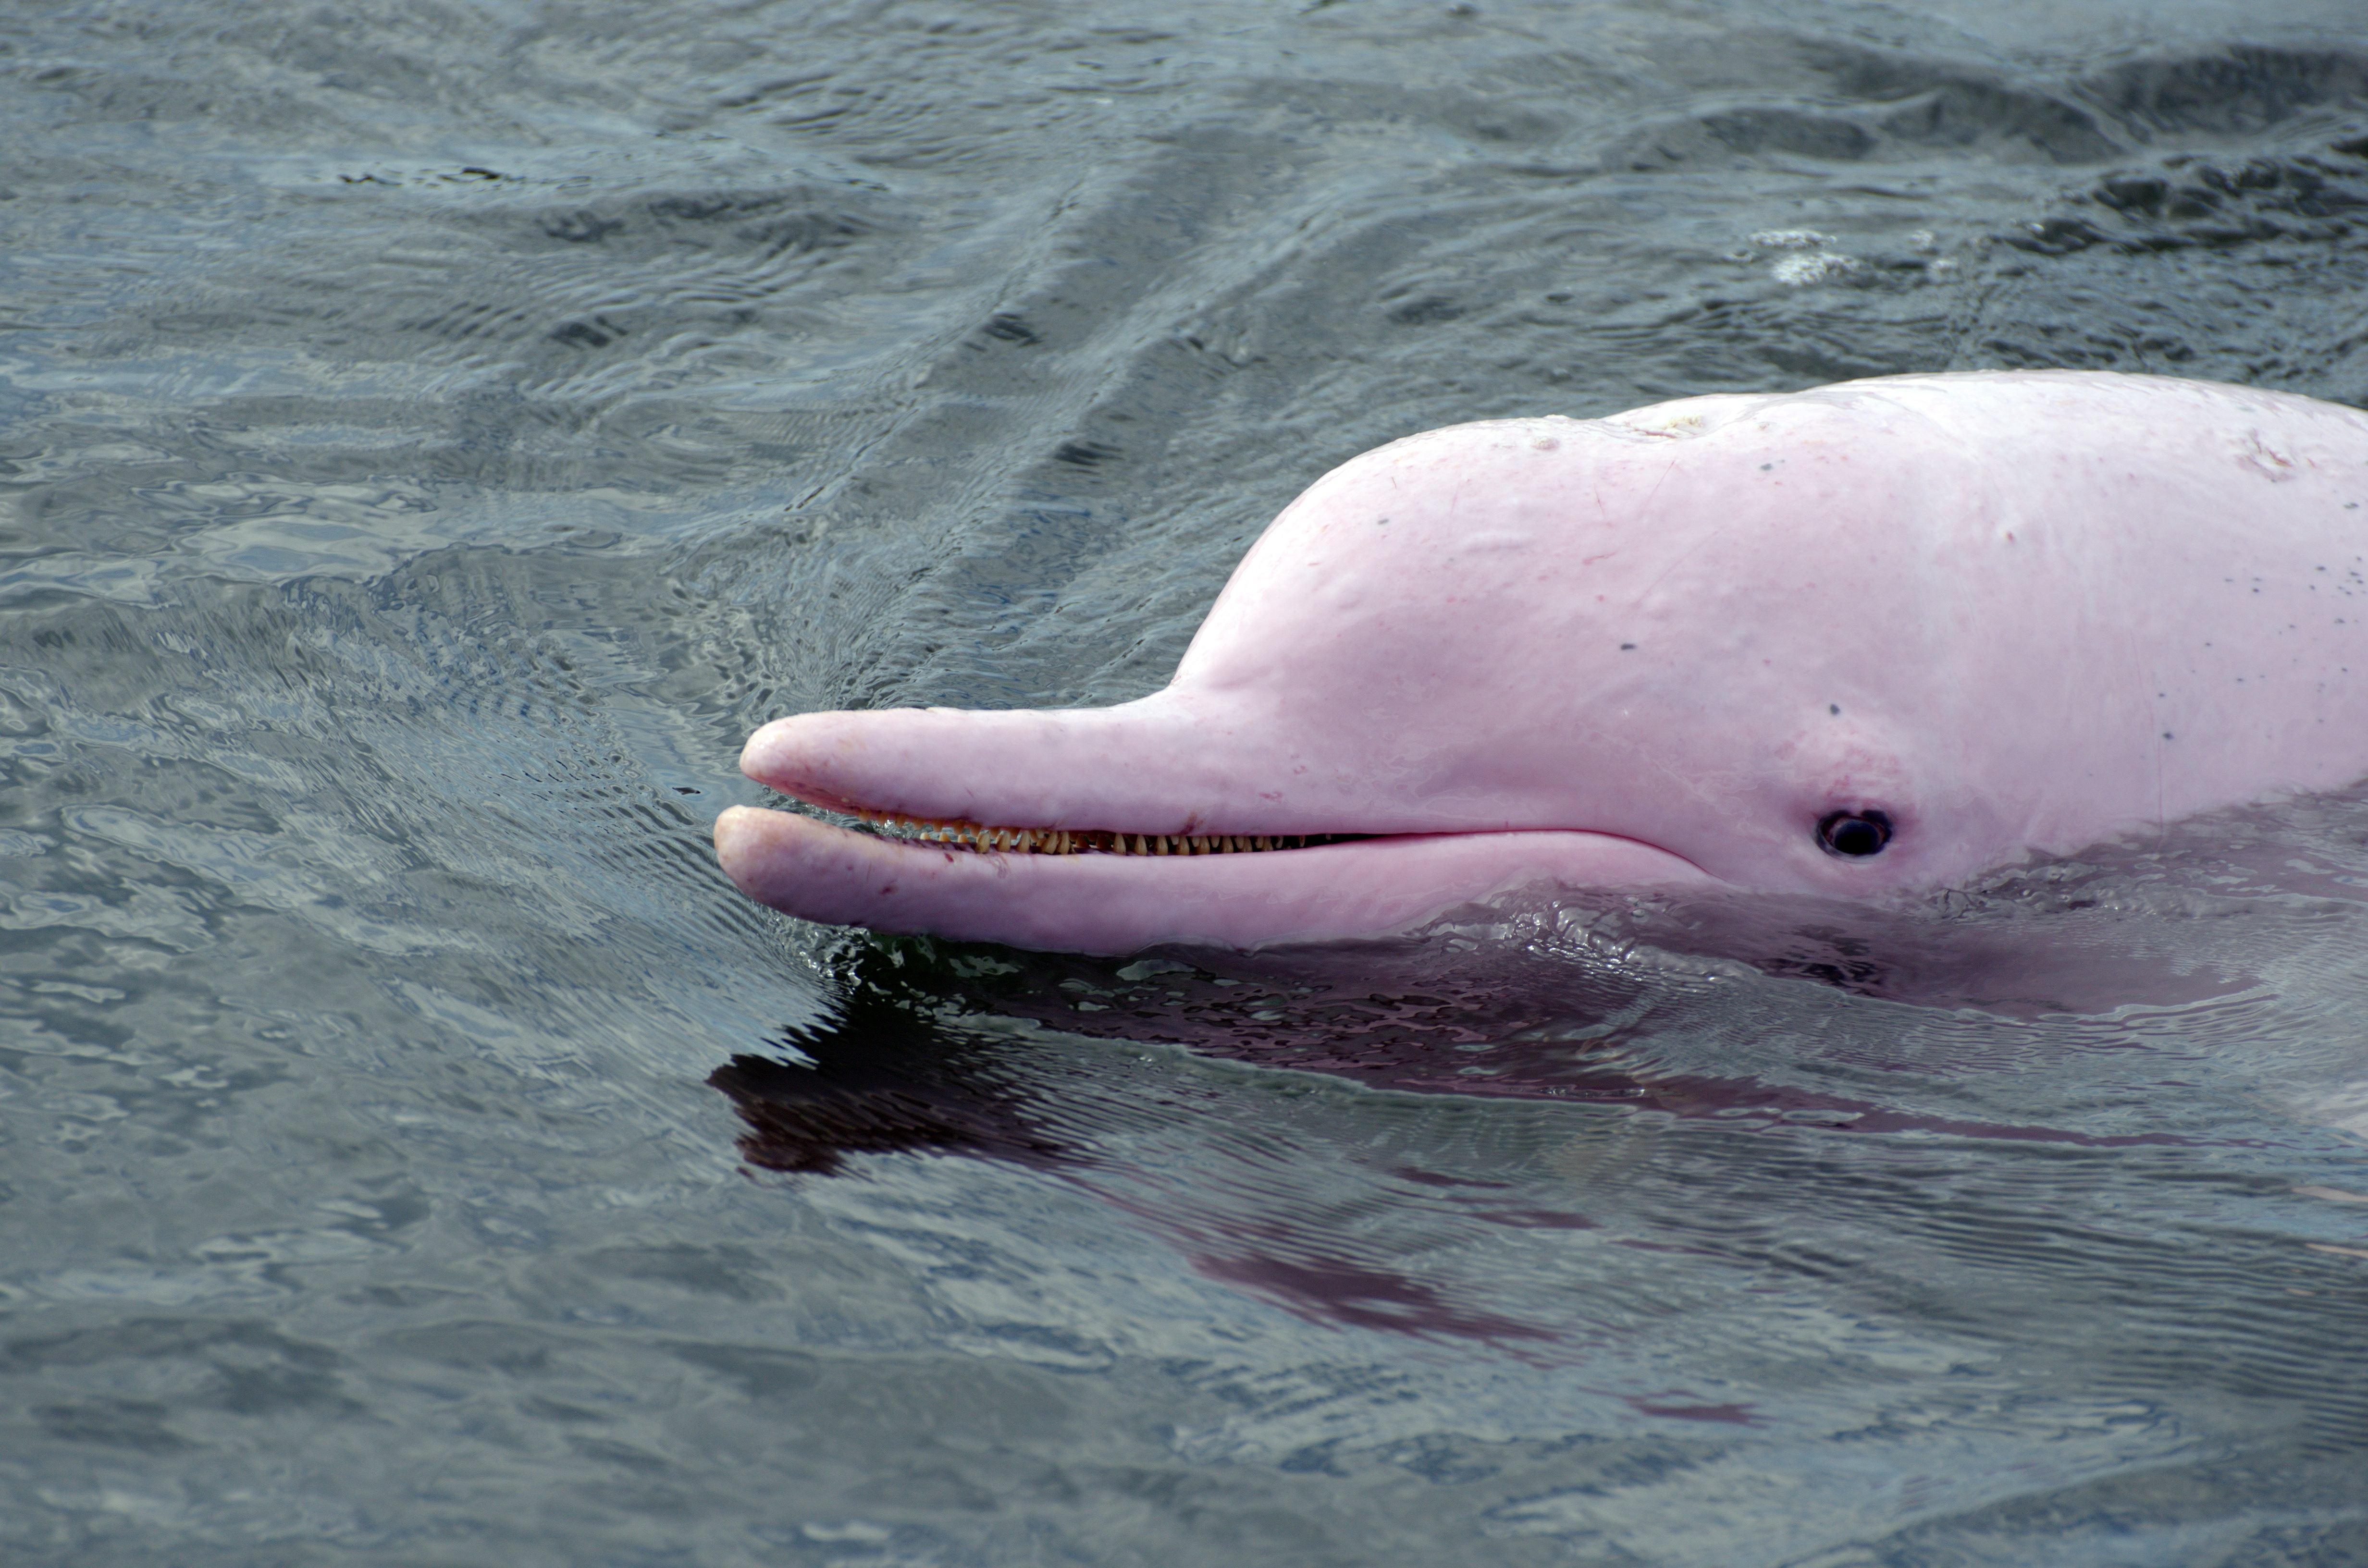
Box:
[1816,809,1892,858]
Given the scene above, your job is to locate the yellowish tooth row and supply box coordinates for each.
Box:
[1107,833,1295,855]
[854,808,1079,854]
[853,809,1312,857]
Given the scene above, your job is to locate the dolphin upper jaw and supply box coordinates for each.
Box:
[736,692,1724,849]
[738,695,1267,832]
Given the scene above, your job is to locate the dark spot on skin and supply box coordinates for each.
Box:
[2163,732,2174,739]
[1760,463,1774,471]
[1376,515,1391,525]
[1828,703,1841,715]
[1620,643,1637,650]
[1816,809,1891,858]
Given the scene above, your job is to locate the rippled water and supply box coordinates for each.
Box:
[6,1,2368,1563]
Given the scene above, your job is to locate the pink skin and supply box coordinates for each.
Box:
[717,370,2368,954]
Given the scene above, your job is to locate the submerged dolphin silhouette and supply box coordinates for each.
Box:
[716,370,2368,954]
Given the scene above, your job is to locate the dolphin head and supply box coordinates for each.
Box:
[717,372,2368,953]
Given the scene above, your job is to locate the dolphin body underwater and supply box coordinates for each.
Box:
[715,370,2368,956]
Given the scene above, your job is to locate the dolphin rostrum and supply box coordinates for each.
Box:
[716,371,2368,954]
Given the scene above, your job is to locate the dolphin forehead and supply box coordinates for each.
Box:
[1169,396,1986,828]
[1180,394,1983,682]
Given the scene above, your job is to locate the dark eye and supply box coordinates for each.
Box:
[1816,809,1892,858]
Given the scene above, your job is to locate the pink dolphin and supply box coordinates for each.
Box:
[716,370,2368,954]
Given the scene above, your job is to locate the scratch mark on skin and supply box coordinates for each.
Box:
[1642,452,1678,513]
[1639,455,1730,603]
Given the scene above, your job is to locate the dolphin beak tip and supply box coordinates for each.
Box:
[714,804,813,903]
[712,804,763,887]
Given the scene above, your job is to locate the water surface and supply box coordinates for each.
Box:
[4,1,2368,1563]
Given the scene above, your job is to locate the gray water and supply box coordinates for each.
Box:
[6,1,2368,1563]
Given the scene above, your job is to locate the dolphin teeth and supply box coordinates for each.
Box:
[850,813,1364,857]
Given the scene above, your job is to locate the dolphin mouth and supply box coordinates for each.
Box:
[716,801,1717,955]
[847,808,1370,858]
[718,705,1718,952]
